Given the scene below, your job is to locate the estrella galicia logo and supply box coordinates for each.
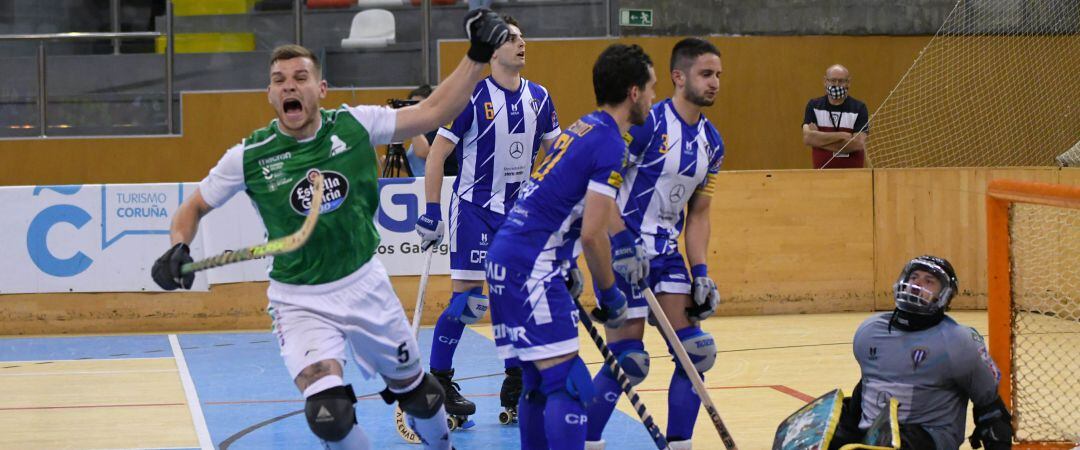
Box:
[290,169,348,215]
[911,347,929,371]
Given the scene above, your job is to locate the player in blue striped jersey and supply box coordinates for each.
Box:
[485,44,655,450]
[413,15,561,422]
[585,38,725,450]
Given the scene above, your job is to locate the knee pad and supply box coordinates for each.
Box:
[445,287,489,324]
[305,385,357,442]
[380,372,445,419]
[606,340,650,386]
[672,328,716,374]
[539,356,595,404]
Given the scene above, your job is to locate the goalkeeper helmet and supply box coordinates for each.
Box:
[893,255,958,315]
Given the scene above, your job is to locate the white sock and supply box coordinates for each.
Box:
[408,409,452,450]
[585,440,606,450]
[323,423,371,450]
[669,439,693,450]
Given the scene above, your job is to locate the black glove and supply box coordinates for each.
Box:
[463,8,509,63]
[152,243,194,290]
[969,398,1013,450]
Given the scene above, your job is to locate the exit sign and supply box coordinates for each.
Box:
[620,8,653,27]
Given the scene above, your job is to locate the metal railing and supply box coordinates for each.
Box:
[0,3,174,137]
[0,0,615,138]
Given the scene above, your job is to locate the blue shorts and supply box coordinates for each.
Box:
[485,261,580,362]
[449,196,505,280]
[616,250,692,320]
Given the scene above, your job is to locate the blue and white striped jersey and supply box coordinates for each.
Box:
[619,99,725,255]
[438,76,561,215]
[487,110,628,278]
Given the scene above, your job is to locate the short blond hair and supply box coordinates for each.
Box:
[270,44,321,76]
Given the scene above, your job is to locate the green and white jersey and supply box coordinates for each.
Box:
[198,104,396,286]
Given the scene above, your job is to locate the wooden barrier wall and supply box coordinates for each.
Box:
[3,168,1076,335]
[0,35,931,186]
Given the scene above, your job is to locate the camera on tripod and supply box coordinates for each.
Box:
[382,98,422,178]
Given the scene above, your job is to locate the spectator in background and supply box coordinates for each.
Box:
[802,64,869,169]
[405,85,458,177]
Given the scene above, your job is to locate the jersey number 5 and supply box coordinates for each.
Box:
[532,134,573,181]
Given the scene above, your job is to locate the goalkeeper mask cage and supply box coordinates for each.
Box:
[893,255,958,315]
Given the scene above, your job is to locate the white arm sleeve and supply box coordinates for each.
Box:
[198,143,246,209]
[344,104,397,146]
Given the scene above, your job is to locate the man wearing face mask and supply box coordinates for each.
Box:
[829,256,1014,450]
[802,64,869,169]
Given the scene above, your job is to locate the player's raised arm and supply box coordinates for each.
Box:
[393,10,508,142]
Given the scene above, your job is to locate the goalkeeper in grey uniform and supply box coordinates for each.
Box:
[830,255,1014,450]
[149,10,510,450]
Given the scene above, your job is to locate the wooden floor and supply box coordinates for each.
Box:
[0,311,1005,450]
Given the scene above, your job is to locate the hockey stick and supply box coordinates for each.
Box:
[573,296,670,450]
[642,287,738,450]
[181,171,325,275]
[395,249,435,444]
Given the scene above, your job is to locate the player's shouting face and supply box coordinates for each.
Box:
[677,52,722,107]
[492,24,525,70]
[268,56,328,138]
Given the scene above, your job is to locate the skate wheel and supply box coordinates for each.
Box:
[498,411,511,424]
[447,416,459,430]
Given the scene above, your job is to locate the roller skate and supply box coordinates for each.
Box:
[498,366,522,424]
[431,368,475,430]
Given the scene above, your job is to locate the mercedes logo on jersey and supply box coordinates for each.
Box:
[290,169,348,215]
[509,142,525,159]
[669,184,686,202]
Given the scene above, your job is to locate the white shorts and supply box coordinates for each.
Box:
[267,258,421,381]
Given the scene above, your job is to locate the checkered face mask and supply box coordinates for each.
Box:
[827,85,848,100]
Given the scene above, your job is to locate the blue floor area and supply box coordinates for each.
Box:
[0,328,660,449]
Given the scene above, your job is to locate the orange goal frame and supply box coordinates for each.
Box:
[986,179,1080,450]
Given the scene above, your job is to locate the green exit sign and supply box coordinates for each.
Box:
[620,8,653,27]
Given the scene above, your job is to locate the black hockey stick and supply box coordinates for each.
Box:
[573,296,670,450]
[181,171,325,275]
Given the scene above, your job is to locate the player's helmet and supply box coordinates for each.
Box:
[893,255,958,315]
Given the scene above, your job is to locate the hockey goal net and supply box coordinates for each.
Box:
[987,179,1080,449]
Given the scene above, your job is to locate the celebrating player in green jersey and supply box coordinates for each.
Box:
[151,10,510,450]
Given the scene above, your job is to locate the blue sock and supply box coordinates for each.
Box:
[666,327,705,442]
[585,339,642,441]
[540,359,589,450]
[546,391,586,450]
[519,363,548,450]
[428,294,467,371]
